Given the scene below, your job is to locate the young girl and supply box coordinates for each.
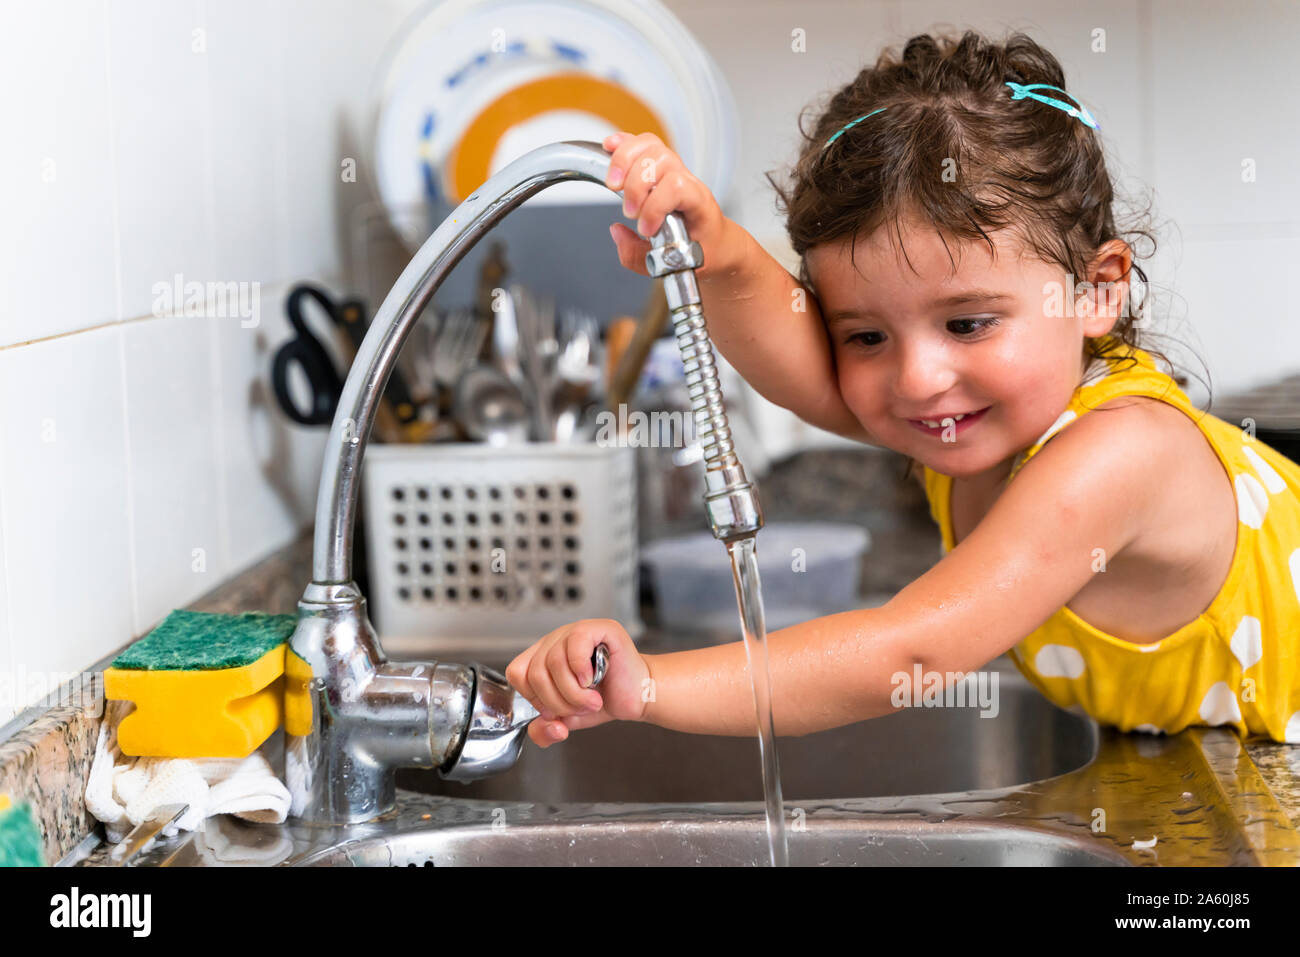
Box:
[506,30,1300,748]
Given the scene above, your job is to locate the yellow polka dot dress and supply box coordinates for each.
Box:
[922,336,1300,743]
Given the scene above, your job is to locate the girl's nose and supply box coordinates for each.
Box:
[893,340,958,404]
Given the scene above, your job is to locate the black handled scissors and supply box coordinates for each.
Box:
[272,283,432,437]
[271,284,350,426]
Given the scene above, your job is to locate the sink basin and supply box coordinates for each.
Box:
[294,817,1129,867]
[397,661,1094,804]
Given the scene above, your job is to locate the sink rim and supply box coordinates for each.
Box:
[290,812,1137,867]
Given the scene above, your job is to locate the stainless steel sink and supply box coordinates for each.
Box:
[294,816,1129,867]
[396,657,1094,805]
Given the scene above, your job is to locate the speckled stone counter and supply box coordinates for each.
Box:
[6,446,1300,865]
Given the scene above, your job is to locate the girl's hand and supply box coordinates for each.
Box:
[506,618,650,749]
[601,131,739,279]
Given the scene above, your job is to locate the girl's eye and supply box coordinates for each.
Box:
[845,331,883,348]
[844,317,999,348]
[948,316,1000,336]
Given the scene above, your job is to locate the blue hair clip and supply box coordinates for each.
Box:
[1004,81,1099,130]
[820,83,1096,156]
[821,106,887,152]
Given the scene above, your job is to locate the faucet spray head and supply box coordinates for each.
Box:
[643,216,765,543]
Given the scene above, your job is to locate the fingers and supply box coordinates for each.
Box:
[608,223,651,276]
[526,709,612,751]
[603,131,663,190]
[548,638,603,712]
[505,645,538,707]
[525,648,571,719]
[619,147,673,231]
[517,623,605,719]
[602,132,675,223]
[635,168,698,238]
[528,719,568,749]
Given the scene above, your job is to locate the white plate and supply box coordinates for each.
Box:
[370,0,738,247]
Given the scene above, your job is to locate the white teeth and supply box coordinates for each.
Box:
[919,411,975,428]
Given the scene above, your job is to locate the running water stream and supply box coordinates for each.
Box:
[725,535,789,867]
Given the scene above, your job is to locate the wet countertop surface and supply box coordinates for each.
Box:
[7,447,1300,865]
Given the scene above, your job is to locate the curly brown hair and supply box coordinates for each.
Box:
[765,30,1205,483]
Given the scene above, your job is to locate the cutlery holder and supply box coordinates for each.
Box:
[362,442,643,657]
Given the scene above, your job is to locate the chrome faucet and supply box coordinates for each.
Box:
[284,140,764,825]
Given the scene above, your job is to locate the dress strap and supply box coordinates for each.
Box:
[921,465,955,554]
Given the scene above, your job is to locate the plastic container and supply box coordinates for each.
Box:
[363,442,643,658]
[639,522,872,633]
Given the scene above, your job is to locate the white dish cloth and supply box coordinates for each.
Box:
[85,699,292,844]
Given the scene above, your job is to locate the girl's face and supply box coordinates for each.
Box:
[807,213,1116,482]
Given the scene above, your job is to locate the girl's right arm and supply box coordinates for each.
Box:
[602,132,872,444]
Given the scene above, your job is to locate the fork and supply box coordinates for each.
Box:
[432,308,489,396]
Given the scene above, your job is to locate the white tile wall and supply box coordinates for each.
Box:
[0,0,415,715]
[0,481,12,725]
[213,283,329,574]
[1149,0,1300,232]
[122,314,227,634]
[1146,0,1300,398]
[1162,237,1300,410]
[0,326,136,715]
[202,0,286,284]
[109,0,216,321]
[0,0,117,345]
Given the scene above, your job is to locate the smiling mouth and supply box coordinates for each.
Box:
[907,406,991,435]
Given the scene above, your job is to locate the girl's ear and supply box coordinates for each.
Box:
[1078,239,1133,335]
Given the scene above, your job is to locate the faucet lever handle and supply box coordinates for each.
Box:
[587,643,609,689]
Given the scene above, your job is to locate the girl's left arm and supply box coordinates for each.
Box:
[642,402,1173,737]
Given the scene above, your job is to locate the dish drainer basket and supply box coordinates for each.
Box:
[362,442,643,657]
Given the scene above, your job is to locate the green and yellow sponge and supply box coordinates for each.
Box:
[0,795,45,867]
[104,610,297,758]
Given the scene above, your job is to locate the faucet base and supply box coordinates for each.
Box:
[284,580,475,825]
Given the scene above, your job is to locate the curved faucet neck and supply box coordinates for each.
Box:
[310,141,616,584]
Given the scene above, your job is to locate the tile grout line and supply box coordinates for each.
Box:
[0,354,12,724]
[104,0,140,643]
[196,0,233,579]
[104,0,123,326]
[116,325,142,639]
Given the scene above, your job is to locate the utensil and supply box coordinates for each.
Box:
[271,284,346,426]
[271,283,437,442]
[329,293,436,443]
[453,363,531,445]
[607,283,670,416]
[433,307,490,395]
[476,241,509,364]
[604,316,637,396]
[493,286,529,395]
[511,284,558,441]
[551,308,603,442]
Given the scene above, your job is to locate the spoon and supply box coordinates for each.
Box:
[453,364,531,445]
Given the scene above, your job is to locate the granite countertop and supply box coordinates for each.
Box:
[4,448,1300,865]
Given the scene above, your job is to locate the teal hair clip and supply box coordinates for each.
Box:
[1004,81,1099,130]
[820,106,887,152]
[820,82,1096,155]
